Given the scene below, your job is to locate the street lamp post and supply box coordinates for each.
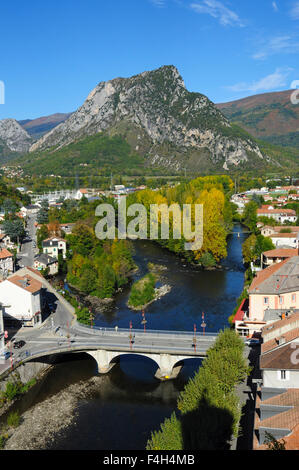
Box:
[193,324,197,353]
[201,312,206,336]
[89,308,93,329]
[141,310,147,333]
[129,321,133,350]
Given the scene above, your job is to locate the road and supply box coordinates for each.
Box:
[18,214,38,268]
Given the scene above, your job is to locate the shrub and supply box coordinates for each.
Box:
[7,411,20,428]
[128,273,156,308]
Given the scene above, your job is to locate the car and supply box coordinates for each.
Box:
[13,340,26,349]
[0,351,11,360]
[245,338,260,347]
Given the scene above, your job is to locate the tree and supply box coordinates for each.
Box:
[2,219,25,243]
[2,199,18,216]
[254,235,275,260]
[37,200,49,224]
[243,201,258,233]
[37,225,49,251]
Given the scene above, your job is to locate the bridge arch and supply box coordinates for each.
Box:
[86,350,161,375]
[85,350,198,381]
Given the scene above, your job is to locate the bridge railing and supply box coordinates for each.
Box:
[73,322,217,338]
[15,341,208,363]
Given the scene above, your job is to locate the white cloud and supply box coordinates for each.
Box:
[253,35,299,59]
[190,0,244,27]
[272,1,278,12]
[150,0,166,6]
[290,1,299,19]
[227,68,293,94]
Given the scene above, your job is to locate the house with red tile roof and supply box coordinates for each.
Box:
[261,226,299,237]
[234,257,299,336]
[261,248,298,269]
[257,207,297,224]
[0,272,42,326]
[42,237,67,259]
[0,247,13,275]
[253,313,299,449]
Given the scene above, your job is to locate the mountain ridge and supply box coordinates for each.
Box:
[216,89,299,148]
[28,65,267,171]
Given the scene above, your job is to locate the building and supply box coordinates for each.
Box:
[75,188,88,200]
[270,232,299,249]
[42,237,67,259]
[261,248,298,269]
[261,226,299,237]
[0,273,42,326]
[0,233,14,250]
[36,222,75,235]
[257,207,297,224]
[253,315,299,449]
[34,253,59,275]
[0,248,14,276]
[234,257,299,336]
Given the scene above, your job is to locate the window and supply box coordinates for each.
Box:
[264,297,269,305]
[279,296,284,305]
[278,370,289,381]
[292,294,296,302]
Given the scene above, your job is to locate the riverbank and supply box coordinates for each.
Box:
[3,375,106,450]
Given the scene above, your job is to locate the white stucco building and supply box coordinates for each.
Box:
[42,237,67,259]
[0,273,42,326]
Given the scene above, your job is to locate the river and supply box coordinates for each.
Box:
[6,224,247,450]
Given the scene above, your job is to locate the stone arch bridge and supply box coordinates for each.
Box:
[13,326,218,381]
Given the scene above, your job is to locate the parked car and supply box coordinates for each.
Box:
[0,351,11,360]
[245,338,260,347]
[13,340,26,349]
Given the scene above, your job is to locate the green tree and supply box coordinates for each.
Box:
[37,200,49,224]
[37,225,49,251]
[2,219,25,243]
[243,201,258,233]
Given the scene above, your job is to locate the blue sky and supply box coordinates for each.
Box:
[0,0,299,120]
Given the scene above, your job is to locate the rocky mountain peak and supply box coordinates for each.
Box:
[0,118,32,153]
[29,65,267,170]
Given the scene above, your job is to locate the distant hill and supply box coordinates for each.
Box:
[217,90,299,148]
[18,113,72,139]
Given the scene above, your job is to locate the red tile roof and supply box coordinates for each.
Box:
[248,258,289,293]
[263,248,298,258]
[255,389,299,450]
[233,298,249,323]
[0,248,13,259]
[8,274,42,294]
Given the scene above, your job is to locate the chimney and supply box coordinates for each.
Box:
[277,336,286,346]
